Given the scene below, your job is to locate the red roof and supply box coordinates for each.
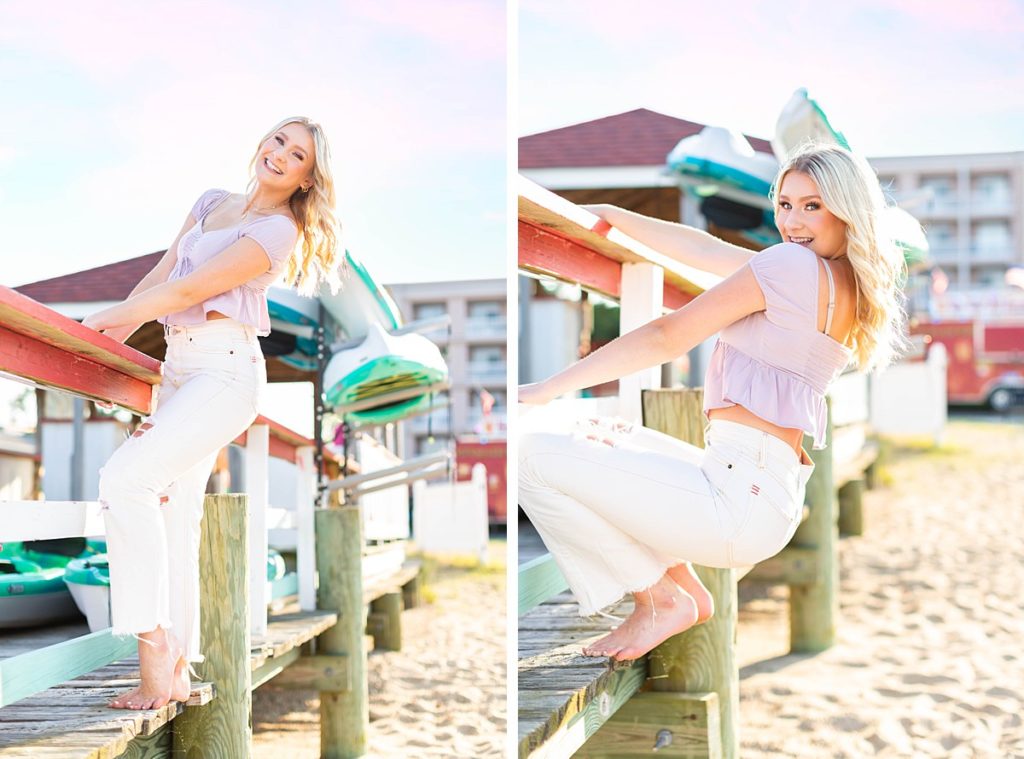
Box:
[15,252,163,303]
[520,108,773,169]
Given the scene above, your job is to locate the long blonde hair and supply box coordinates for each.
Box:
[769,143,913,373]
[245,116,344,297]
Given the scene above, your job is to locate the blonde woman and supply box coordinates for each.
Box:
[519,144,910,662]
[81,117,342,709]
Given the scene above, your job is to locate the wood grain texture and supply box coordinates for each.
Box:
[575,691,722,759]
[790,396,839,653]
[316,506,368,758]
[173,494,252,758]
[642,388,740,759]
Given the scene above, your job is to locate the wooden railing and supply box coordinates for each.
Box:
[0,284,389,756]
[517,177,880,759]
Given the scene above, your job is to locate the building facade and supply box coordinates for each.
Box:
[870,151,1024,289]
[385,278,507,457]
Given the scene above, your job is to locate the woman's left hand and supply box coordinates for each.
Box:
[81,314,103,332]
[518,382,556,406]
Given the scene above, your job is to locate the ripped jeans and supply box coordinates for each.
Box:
[518,413,816,617]
[98,318,265,663]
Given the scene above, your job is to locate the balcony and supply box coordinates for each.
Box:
[917,198,960,217]
[466,361,507,385]
[969,195,1014,217]
[407,408,452,435]
[968,246,1017,264]
[929,244,961,260]
[464,316,507,341]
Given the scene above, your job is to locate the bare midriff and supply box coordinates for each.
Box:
[206,311,229,320]
[707,403,811,465]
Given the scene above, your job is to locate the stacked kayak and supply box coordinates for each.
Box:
[63,548,290,633]
[667,126,780,247]
[324,322,448,426]
[772,88,929,266]
[664,88,929,265]
[0,539,105,629]
[265,249,404,372]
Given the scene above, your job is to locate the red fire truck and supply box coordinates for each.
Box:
[455,436,507,525]
[909,317,1024,411]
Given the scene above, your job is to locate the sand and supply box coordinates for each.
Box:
[251,548,506,758]
[735,416,1024,758]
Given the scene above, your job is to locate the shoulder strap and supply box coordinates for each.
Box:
[820,257,836,334]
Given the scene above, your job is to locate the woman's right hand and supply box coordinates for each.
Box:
[579,203,615,220]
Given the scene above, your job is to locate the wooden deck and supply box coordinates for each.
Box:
[518,592,642,758]
[0,608,335,757]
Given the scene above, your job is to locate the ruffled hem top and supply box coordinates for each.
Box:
[157,188,299,337]
[702,242,854,450]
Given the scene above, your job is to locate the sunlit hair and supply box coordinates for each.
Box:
[245,116,344,297]
[768,142,913,373]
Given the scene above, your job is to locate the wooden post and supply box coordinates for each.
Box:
[837,478,865,536]
[316,506,368,758]
[246,422,270,637]
[297,445,318,611]
[790,396,838,652]
[173,494,252,758]
[368,592,403,651]
[618,262,663,422]
[402,574,422,609]
[642,388,739,759]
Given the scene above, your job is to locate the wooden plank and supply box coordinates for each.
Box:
[0,628,136,707]
[263,654,350,692]
[576,691,722,758]
[518,660,646,759]
[362,560,421,605]
[738,546,822,586]
[0,286,162,382]
[0,324,154,415]
[518,554,569,616]
[0,500,107,542]
[518,178,714,308]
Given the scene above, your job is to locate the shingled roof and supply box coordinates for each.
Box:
[519,108,773,169]
[15,252,163,303]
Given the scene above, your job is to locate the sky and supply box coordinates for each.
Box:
[519,0,1024,157]
[0,0,507,290]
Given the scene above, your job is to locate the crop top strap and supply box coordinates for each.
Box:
[820,257,836,334]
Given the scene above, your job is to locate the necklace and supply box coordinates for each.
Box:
[246,193,287,212]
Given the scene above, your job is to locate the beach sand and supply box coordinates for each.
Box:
[251,548,506,758]
[735,417,1024,757]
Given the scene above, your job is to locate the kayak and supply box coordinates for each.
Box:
[323,322,448,426]
[0,556,81,628]
[63,548,290,633]
[772,87,851,163]
[320,250,402,340]
[667,125,779,205]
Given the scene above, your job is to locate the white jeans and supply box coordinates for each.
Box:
[98,318,266,663]
[518,413,816,616]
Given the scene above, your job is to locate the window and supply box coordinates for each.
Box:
[413,302,446,320]
[468,300,504,319]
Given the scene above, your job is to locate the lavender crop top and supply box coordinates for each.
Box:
[702,242,857,450]
[157,188,299,337]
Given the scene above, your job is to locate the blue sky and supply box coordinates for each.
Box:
[1,1,506,289]
[520,0,1024,157]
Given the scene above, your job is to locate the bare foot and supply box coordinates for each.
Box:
[108,626,185,710]
[582,573,696,658]
[666,562,715,624]
[610,574,700,662]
